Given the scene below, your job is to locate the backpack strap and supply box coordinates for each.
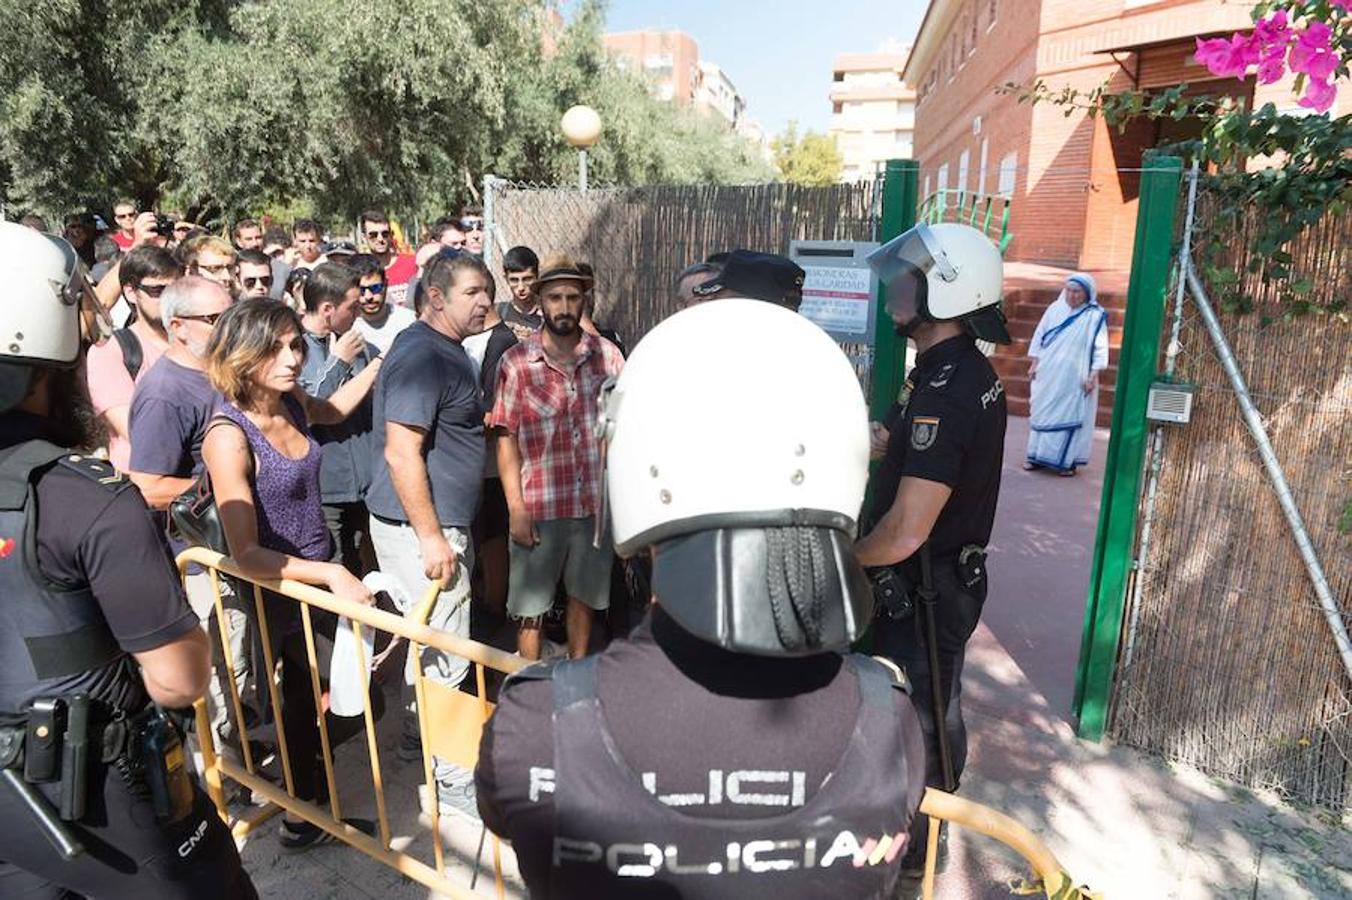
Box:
[111,328,143,381]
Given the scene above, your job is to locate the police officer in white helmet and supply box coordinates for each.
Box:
[475,298,927,898]
[0,222,256,898]
[854,222,1010,887]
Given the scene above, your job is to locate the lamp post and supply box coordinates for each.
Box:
[561,105,602,193]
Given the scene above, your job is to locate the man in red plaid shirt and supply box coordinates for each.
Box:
[490,253,624,659]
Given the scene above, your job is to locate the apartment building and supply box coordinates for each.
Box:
[829,51,917,182]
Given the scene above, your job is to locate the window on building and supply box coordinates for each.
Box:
[937,163,950,193]
[833,70,844,82]
[978,138,989,195]
[997,152,1017,197]
[988,0,998,29]
[924,174,931,198]
[970,4,980,52]
[833,101,843,114]
[958,149,970,195]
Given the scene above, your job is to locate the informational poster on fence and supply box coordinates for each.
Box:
[789,240,880,344]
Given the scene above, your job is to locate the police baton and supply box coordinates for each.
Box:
[917,544,956,792]
[1,768,84,859]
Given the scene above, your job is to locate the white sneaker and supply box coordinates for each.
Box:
[436,765,480,820]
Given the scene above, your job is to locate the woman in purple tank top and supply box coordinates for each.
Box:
[202,299,382,850]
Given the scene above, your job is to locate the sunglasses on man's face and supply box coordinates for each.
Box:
[115,212,136,220]
[243,275,274,289]
[178,312,223,326]
[366,230,392,240]
[135,282,171,298]
[460,218,484,231]
[359,282,386,295]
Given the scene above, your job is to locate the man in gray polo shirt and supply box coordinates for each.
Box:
[367,250,493,817]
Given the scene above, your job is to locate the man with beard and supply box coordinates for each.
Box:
[350,253,417,354]
[852,222,1009,889]
[489,253,624,661]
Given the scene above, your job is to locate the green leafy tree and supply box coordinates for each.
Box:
[771,121,843,186]
[0,0,774,224]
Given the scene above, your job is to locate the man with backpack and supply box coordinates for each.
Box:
[84,245,183,471]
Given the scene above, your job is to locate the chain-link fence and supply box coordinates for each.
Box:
[483,177,882,386]
[1109,182,1352,811]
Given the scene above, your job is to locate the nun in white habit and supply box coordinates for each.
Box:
[1024,272,1108,475]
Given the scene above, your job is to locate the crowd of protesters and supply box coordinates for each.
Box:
[9,199,811,845]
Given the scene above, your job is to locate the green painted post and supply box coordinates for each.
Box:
[1071,155,1183,741]
[869,159,919,422]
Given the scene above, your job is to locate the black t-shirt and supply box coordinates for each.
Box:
[476,607,926,891]
[2,415,201,711]
[869,335,1007,557]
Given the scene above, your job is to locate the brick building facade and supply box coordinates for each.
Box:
[903,0,1347,272]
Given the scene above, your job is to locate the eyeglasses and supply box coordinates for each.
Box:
[195,261,238,276]
[459,218,483,231]
[114,212,137,220]
[135,282,171,298]
[178,312,223,326]
[359,282,386,295]
[366,230,392,240]
[242,275,274,289]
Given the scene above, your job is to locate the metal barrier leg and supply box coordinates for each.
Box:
[300,604,342,821]
[353,621,392,848]
[252,585,296,796]
[194,698,228,822]
[922,814,941,899]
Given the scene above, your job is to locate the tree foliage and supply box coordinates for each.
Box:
[0,0,773,224]
[770,121,844,186]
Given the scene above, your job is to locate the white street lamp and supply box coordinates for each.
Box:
[561,105,602,193]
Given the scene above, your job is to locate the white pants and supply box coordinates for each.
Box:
[368,516,474,783]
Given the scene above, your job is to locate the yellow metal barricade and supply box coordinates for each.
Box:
[180,547,1094,899]
[179,547,524,899]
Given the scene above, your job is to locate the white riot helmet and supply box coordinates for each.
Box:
[0,221,106,412]
[866,222,1010,344]
[599,299,873,656]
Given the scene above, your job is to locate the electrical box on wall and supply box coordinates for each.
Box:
[1146,381,1196,424]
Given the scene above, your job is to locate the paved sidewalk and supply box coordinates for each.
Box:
[940,417,1351,899]
[225,417,1350,899]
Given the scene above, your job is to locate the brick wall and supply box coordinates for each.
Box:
[910,0,1260,270]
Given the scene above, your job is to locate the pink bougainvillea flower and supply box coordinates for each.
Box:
[1196,33,1262,78]
[1257,50,1287,84]
[1298,76,1337,112]
[1289,22,1338,80]
[1253,8,1291,47]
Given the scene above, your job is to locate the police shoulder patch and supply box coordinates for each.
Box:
[928,362,958,389]
[56,454,130,493]
[910,416,940,451]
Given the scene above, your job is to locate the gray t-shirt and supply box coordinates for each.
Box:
[127,356,218,477]
[366,321,484,528]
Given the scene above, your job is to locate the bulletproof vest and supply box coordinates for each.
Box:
[0,440,131,717]
[547,653,914,899]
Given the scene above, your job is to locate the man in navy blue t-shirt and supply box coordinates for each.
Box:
[367,251,493,818]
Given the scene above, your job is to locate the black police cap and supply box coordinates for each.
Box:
[692,249,805,308]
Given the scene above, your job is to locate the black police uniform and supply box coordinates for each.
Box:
[476,606,928,899]
[867,333,1007,856]
[0,413,256,899]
